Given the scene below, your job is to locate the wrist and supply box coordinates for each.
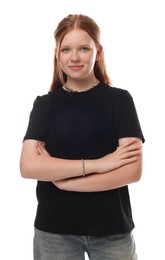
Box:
[84,158,102,175]
[94,158,103,173]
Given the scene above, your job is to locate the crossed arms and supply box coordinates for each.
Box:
[20,138,143,192]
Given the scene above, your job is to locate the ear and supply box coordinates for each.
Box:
[96,45,103,61]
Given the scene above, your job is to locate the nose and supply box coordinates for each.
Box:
[71,50,80,62]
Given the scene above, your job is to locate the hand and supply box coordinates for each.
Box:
[52,180,67,190]
[97,138,142,173]
[37,142,51,157]
[37,143,68,189]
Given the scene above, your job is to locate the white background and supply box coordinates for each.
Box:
[0,0,165,259]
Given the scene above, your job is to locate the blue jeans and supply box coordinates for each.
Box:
[34,228,138,260]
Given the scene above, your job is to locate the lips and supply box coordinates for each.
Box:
[69,65,83,70]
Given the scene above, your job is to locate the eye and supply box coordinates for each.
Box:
[80,47,89,52]
[60,48,70,53]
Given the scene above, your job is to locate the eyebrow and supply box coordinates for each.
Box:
[60,44,91,48]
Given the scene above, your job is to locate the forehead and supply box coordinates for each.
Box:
[61,29,94,46]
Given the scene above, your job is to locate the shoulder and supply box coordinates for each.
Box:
[34,92,51,103]
[100,82,132,101]
[33,92,54,109]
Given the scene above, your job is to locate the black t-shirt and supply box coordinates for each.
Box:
[23,82,145,236]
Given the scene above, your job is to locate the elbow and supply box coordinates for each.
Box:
[20,167,29,179]
[132,155,143,183]
[20,140,41,179]
[20,159,33,179]
[134,171,142,183]
[132,165,143,183]
[20,169,29,179]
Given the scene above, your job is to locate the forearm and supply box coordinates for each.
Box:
[20,138,141,182]
[20,156,97,181]
[54,155,142,192]
[20,140,96,181]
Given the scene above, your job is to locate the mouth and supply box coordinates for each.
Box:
[69,65,84,70]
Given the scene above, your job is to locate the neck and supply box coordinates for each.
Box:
[63,79,100,93]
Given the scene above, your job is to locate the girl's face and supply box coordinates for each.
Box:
[58,29,101,82]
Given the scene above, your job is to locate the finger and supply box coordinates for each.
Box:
[120,138,136,148]
[37,146,45,155]
[41,146,51,156]
[122,156,138,165]
[41,147,50,156]
[118,143,142,155]
[125,144,142,152]
[37,145,47,155]
[117,139,136,152]
[121,149,142,159]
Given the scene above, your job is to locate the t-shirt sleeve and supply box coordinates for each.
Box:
[23,95,49,142]
[118,90,145,143]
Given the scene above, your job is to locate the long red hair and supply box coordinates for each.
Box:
[50,14,111,92]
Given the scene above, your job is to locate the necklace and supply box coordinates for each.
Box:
[63,80,100,93]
